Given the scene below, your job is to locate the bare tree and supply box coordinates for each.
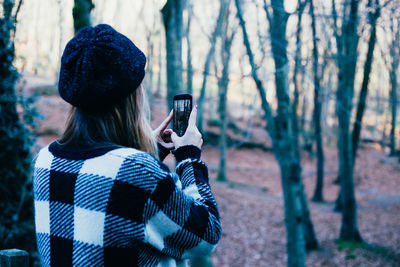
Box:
[162,0,185,111]
[197,0,230,133]
[351,0,381,164]
[332,0,362,242]
[236,0,319,265]
[309,0,325,202]
[265,0,319,253]
[217,1,235,182]
[292,0,307,156]
[291,0,321,251]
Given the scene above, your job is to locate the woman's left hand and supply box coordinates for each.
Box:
[153,110,175,150]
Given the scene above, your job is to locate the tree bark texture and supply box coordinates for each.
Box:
[162,0,185,111]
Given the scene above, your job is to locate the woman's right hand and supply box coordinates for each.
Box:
[171,105,203,150]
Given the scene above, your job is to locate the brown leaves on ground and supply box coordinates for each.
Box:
[199,146,400,267]
[31,80,400,267]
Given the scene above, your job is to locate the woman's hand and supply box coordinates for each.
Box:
[153,110,175,150]
[171,105,203,150]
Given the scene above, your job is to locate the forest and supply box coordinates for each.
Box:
[0,0,399,266]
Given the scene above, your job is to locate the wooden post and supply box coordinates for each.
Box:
[0,249,29,267]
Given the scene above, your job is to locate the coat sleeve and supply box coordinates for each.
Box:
[139,145,221,259]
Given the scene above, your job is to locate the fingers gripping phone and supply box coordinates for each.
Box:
[173,94,192,137]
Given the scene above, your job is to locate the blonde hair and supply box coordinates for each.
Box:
[60,85,158,157]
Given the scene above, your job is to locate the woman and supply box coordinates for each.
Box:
[33,24,221,267]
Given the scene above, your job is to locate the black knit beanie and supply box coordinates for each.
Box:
[58,24,146,111]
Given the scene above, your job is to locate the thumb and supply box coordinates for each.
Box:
[171,132,179,143]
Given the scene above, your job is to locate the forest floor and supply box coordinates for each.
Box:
[25,74,400,267]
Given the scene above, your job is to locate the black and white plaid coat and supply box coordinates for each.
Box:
[33,141,221,266]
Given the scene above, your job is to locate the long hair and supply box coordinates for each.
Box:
[59,85,158,157]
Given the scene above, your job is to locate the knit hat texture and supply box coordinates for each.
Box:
[58,24,146,111]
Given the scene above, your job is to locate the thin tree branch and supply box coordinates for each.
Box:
[235,0,276,139]
[14,0,23,24]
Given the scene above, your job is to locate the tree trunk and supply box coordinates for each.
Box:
[299,182,318,250]
[217,5,235,182]
[298,61,312,154]
[56,0,64,82]
[185,0,193,95]
[197,0,229,133]
[156,36,163,97]
[278,160,306,267]
[0,0,35,254]
[334,0,363,242]
[388,17,400,155]
[236,0,319,264]
[162,0,185,111]
[73,0,94,34]
[309,0,325,202]
[217,95,228,182]
[351,0,380,164]
[145,32,154,98]
[389,65,398,155]
[331,0,342,194]
[292,0,306,160]
[290,0,319,251]
[267,0,317,258]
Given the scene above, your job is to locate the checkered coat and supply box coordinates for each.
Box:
[33,142,221,266]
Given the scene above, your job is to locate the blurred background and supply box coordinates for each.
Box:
[1,0,399,266]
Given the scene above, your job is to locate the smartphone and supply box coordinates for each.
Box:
[173,94,192,137]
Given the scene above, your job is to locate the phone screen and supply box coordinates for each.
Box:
[173,94,192,137]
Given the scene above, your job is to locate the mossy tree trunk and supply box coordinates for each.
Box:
[0,0,35,255]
